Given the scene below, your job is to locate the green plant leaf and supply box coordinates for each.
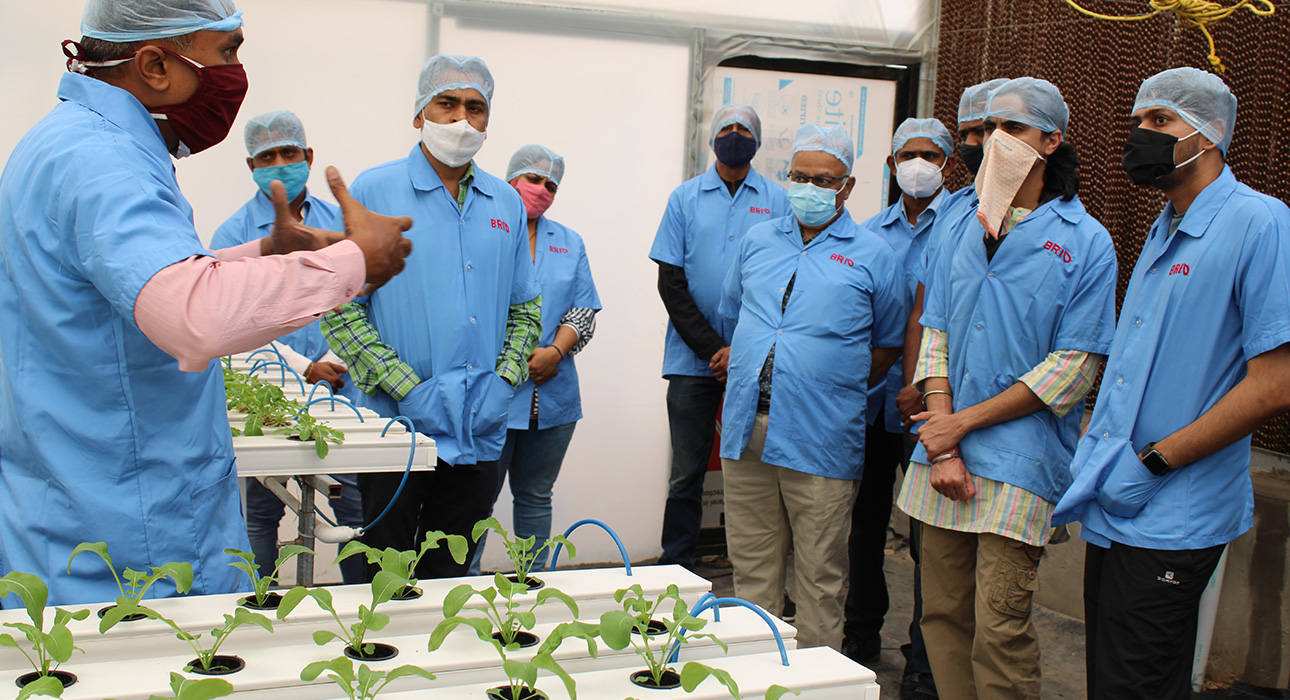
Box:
[334,540,373,566]
[680,662,741,699]
[383,665,436,683]
[16,675,65,699]
[371,570,408,607]
[313,629,342,647]
[154,562,195,595]
[428,616,496,652]
[232,607,274,633]
[315,437,329,459]
[441,584,479,618]
[300,656,356,685]
[502,658,538,691]
[472,517,503,542]
[443,534,469,565]
[533,651,578,700]
[764,685,800,700]
[535,587,579,617]
[0,572,49,628]
[169,673,235,700]
[276,586,312,619]
[597,610,635,650]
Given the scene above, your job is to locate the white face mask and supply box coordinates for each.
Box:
[420,119,486,167]
[974,129,1044,239]
[895,157,944,199]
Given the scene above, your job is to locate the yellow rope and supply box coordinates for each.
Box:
[1063,0,1276,72]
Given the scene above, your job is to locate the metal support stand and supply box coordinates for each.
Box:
[257,474,342,588]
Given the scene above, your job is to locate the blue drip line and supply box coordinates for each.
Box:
[247,360,306,394]
[360,417,417,533]
[667,596,789,667]
[547,519,631,575]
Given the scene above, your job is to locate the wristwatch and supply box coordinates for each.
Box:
[1139,442,1171,476]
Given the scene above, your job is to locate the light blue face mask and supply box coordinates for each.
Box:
[252,160,310,202]
[788,181,842,227]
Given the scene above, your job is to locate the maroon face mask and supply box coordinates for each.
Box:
[148,47,248,158]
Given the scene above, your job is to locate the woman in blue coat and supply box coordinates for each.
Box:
[476,145,601,571]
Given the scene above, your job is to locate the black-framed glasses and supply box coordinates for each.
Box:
[787,172,846,189]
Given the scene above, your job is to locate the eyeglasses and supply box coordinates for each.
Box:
[787,172,847,189]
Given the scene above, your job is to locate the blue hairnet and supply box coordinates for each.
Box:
[81,0,242,42]
[892,118,953,157]
[957,78,1010,124]
[506,144,565,186]
[413,54,494,117]
[984,77,1070,137]
[791,124,855,173]
[244,111,307,158]
[1133,67,1237,155]
[710,104,762,149]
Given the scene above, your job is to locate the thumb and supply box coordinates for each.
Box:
[270,179,292,226]
[910,411,932,423]
[326,166,361,216]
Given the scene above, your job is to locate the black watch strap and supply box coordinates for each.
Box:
[1139,441,1171,476]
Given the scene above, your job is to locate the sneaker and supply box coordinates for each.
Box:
[841,636,882,666]
[781,595,796,623]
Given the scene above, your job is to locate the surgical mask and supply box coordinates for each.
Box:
[895,157,944,199]
[1121,127,1203,186]
[421,118,486,167]
[974,130,1044,239]
[959,143,985,175]
[148,48,248,158]
[513,179,554,219]
[713,132,757,168]
[788,182,843,228]
[252,161,310,202]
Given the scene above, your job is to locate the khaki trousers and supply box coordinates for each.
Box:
[722,413,859,650]
[919,524,1044,700]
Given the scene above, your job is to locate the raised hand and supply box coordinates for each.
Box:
[326,166,414,295]
[264,180,345,255]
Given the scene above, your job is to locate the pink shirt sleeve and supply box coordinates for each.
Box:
[134,239,366,372]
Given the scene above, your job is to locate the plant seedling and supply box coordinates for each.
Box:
[599,584,726,689]
[223,366,345,456]
[0,572,89,691]
[336,531,468,599]
[106,671,235,700]
[66,542,193,632]
[224,545,314,608]
[141,607,273,673]
[435,572,578,650]
[280,412,346,458]
[277,571,408,658]
[677,663,799,700]
[301,655,436,699]
[430,615,597,700]
[471,517,572,586]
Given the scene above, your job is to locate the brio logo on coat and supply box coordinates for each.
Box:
[1043,240,1073,263]
[1169,264,1190,276]
[830,253,855,267]
[549,246,569,254]
[750,206,771,214]
[491,219,510,232]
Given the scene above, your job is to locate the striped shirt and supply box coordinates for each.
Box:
[900,327,1100,546]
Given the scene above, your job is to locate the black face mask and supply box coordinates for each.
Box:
[959,143,984,175]
[1122,127,1200,186]
[714,132,757,168]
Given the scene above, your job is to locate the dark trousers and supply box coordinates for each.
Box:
[357,458,499,581]
[905,516,938,696]
[660,375,725,567]
[843,411,905,646]
[1085,540,1226,700]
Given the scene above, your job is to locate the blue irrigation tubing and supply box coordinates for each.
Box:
[690,592,720,621]
[245,347,284,366]
[547,519,631,574]
[300,396,364,422]
[668,596,789,667]
[248,360,306,394]
[306,381,338,411]
[360,417,416,533]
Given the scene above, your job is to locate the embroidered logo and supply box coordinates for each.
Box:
[829,253,855,268]
[750,206,772,215]
[1043,240,1073,264]
[1156,570,1180,585]
[491,218,510,232]
[1169,264,1190,276]
[548,246,569,254]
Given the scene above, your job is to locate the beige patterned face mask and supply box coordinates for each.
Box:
[974,129,1044,239]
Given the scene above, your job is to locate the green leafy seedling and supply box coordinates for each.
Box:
[336,531,468,598]
[0,572,91,685]
[106,671,235,700]
[224,545,314,607]
[301,655,436,699]
[430,615,597,700]
[599,584,726,688]
[472,517,573,585]
[145,607,273,673]
[279,412,346,458]
[277,570,408,658]
[66,543,193,633]
[435,572,578,649]
[15,674,66,699]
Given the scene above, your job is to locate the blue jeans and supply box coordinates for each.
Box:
[244,474,364,585]
[660,375,725,567]
[469,420,578,574]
